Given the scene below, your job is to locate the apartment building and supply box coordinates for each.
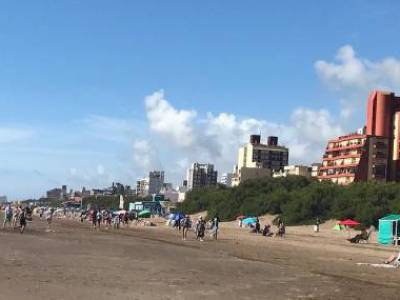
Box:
[232,134,289,186]
[186,163,218,190]
[148,171,165,195]
[318,90,397,185]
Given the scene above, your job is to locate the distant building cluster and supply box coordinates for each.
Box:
[45,182,134,203]
[37,90,397,205]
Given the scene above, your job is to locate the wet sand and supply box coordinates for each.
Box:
[1,217,399,300]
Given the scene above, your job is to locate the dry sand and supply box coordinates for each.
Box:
[1,216,400,300]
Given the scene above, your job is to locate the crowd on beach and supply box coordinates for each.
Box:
[2,204,33,233]
[238,216,286,238]
[169,215,219,241]
[2,204,56,233]
[3,203,400,267]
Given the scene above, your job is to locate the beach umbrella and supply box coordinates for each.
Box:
[242,217,257,225]
[339,219,360,226]
[138,209,151,218]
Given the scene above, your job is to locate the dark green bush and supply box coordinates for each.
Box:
[177,176,400,226]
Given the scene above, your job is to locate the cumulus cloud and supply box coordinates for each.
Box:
[203,108,343,164]
[145,90,197,147]
[314,45,400,120]
[141,91,344,177]
[315,45,400,91]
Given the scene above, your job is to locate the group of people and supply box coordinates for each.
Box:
[177,215,219,242]
[81,208,131,229]
[248,217,285,238]
[2,204,32,233]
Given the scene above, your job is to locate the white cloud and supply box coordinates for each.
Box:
[315,45,400,91]
[314,45,400,120]
[0,127,33,143]
[140,91,344,179]
[145,90,197,147]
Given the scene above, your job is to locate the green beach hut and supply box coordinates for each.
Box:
[378,214,400,245]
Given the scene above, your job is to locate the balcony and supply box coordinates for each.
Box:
[318,173,356,179]
[322,152,361,161]
[319,163,359,171]
[325,143,364,153]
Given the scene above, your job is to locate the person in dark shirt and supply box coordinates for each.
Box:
[255,218,261,234]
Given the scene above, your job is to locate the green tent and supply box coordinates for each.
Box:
[378,214,400,245]
[138,209,151,218]
[332,224,343,231]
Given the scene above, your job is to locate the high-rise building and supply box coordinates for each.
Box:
[318,90,399,185]
[148,171,165,195]
[186,163,218,190]
[232,134,289,186]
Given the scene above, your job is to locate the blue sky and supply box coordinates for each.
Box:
[1,1,400,199]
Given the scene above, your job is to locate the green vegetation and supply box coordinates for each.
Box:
[82,195,152,210]
[177,176,400,226]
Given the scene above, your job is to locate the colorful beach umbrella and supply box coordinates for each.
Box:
[339,219,360,226]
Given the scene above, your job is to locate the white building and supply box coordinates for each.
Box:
[273,165,311,178]
[311,163,321,178]
[220,173,234,187]
[232,134,289,186]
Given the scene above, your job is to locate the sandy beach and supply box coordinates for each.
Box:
[1,216,400,300]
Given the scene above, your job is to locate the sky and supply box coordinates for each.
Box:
[2,0,400,199]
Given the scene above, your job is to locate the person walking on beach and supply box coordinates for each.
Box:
[3,204,13,229]
[276,221,285,238]
[19,207,28,234]
[13,206,22,230]
[314,217,321,233]
[255,217,261,234]
[196,217,205,242]
[96,210,102,229]
[211,216,219,240]
[182,215,191,240]
[91,209,97,228]
[45,208,54,232]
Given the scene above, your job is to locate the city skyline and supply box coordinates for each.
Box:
[2,1,400,199]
